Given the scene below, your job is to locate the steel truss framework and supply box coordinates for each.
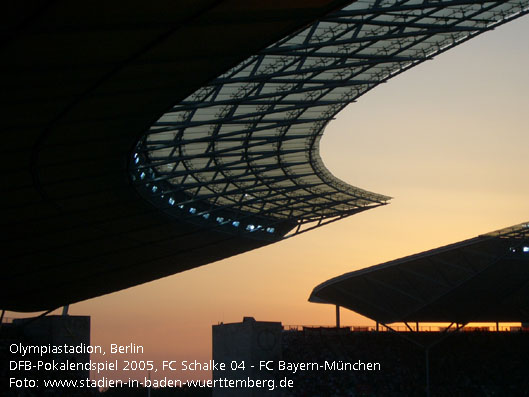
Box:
[309,222,529,323]
[131,0,529,240]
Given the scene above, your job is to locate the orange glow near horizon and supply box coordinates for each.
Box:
[6,15,529,384]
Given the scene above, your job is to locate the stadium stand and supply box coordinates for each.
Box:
[280,327,529,396]
[3,1,528,311]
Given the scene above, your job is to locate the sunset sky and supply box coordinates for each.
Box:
[7,14,529,383]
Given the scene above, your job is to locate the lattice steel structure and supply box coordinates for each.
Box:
[3,0,528,311]
[132,0,529,240]
[310,222,529,323]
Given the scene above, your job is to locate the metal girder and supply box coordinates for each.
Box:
[330,0,504,16]
[310,223,529,323]
[131,0,528,240]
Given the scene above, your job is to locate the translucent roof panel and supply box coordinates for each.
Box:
[131,0,528,239]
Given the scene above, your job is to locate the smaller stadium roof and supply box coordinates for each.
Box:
[309,222,529,324]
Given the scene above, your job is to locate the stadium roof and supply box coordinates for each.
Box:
[133,0,528,235]
[2,0,528,311]
[310,223,529,323]
[2,0,352,312]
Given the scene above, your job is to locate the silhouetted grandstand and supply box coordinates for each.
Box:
[310,223,529,325]
[295,222,529,396]
[211,319,529,396]
[280,326,529,396]
[211,225,529,395]
[3,0,528,312]
[3,0,529,394]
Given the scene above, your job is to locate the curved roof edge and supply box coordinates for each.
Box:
[1,0,356,312]
[133,0,528,234]
[310,222,529,323]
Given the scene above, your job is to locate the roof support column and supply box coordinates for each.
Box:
[425,347,431,397]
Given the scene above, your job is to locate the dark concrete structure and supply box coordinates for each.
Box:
[1,315,91,395]
[310,222,529,324]
[3,1,528,312]
[212,317,282,396]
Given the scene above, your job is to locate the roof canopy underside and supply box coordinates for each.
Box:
[3,0,528,311]
[310,222,529,323]
[2,0,357,311]
[133,0,528,234]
